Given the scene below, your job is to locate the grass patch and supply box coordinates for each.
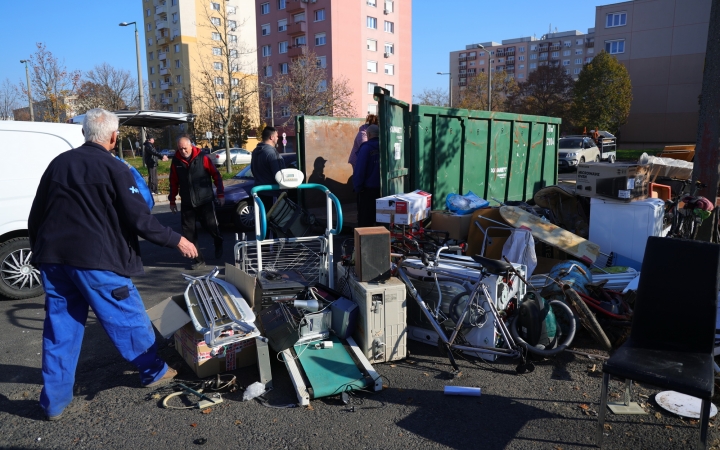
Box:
[616,148,663,161]
[123,156,245,194]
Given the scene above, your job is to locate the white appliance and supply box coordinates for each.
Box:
[336,263,407,363]
[589,197,667,264]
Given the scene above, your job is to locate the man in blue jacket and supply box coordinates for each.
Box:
[28,109,198,421]
[353,124,381,227]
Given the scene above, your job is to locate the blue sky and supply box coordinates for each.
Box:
[0,0,599,104]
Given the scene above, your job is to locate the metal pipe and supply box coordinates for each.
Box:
[20,60,34,121]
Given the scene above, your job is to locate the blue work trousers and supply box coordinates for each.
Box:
[39,264,168,417]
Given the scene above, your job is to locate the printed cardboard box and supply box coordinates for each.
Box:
[376,191,432,225]
[174,323,257,378]
[575,163,649,202]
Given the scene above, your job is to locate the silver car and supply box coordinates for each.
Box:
[210,148,252,166]
[558,136,601,171]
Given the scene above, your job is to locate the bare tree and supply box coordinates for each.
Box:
[0,78,20,120]
[26,43,81,122]
[457,71,518,112]
[414,87,449,107]
[75,63,136,113]
[191,2,258,172]
[271,49,356,124]
[507,65,575,128]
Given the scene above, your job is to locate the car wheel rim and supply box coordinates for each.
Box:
[239,204,254,228]
[1,248,41,291]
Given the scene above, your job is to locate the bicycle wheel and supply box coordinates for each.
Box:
[562,285,612,351]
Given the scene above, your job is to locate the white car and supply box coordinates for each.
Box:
[558,136,601,171]
[211,148,252,166]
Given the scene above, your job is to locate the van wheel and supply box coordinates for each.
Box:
[0,237,44,300]
[609,155,616,164]
[595,155,600,162]
[579,157,585,164]
[233,201,255,232]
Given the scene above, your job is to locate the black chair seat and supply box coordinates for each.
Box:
[471,255,512,276]
[604,341,714,399]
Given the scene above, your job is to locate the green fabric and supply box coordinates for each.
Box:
[294,335,369,398]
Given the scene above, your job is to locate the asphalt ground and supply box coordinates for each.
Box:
[1,205,719,450]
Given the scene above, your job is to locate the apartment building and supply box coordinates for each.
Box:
[255,0,412,139]
[450,29,596,101]
[593,0,711,144]
[140,0,258,131]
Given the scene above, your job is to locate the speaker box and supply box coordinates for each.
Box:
[354,227,391,282]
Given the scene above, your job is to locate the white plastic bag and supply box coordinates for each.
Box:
[502,229,537,278]
[242,381,267,401]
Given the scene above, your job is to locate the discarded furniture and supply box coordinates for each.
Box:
[596,237,720,449]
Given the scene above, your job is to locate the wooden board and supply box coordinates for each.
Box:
[499,206,600,265]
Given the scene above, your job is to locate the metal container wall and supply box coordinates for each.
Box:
[374,87,561,210]
[295,115,365,208]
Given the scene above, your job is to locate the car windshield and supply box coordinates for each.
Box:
[559,139,583,150]
[234,165,253,179]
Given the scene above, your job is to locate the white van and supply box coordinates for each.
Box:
[0,121,85,299]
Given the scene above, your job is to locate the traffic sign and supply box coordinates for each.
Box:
[282,132,287,138]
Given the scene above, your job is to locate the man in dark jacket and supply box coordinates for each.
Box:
[143,137,166,194]
[250,126,285,214]
[28,108,198,421]
[353,124,381,227]
[169,135,225,269]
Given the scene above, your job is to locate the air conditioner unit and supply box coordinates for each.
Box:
[383,52,390,58]
[384,9,389,14]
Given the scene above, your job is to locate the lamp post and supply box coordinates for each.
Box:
[19,60,34,121]
[119,21,146,146]
[436,72,452,108]
[477,44,492,111]
[260,81,274,127]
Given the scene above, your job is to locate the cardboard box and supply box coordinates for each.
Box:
[376,192,432,225]
[575,163,649,202]
[146,295,191,339]
[465,208,513,259]
[174,322,257,378]
[430,210,473,241]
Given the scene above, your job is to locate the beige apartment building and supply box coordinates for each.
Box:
[140,0,258,141]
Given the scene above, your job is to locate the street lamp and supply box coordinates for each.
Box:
[477,44,492,111]
[19,60,34,121]
[259,81,274,128]
[436,72,452,108]
[119,21,147,146]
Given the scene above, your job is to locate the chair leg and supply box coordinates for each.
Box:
[698,398,711,450]
[597,372,610,447]
[623,379,632,406]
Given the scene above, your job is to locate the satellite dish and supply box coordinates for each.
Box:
[275,168,304,189]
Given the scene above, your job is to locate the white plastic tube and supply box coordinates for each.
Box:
[444,386,482,397]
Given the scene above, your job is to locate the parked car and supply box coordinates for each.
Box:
[215,153,297,232]
[159,148,174,157]
[211,148,252,166]
[558,136,601,170]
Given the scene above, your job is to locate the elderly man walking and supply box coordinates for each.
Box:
[28,108,198,421]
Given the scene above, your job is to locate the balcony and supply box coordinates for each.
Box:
[495,51,505,57]
[549,45,561,51]
[155,20,169,30]
[287,44,306,58]
[161,82,173,90]
[161,98,170,105]
[539,56,548,61]
[585,41,595,48]
[538,61,548,66]
[466,55,476,60]
[157,36,168,46]
[155,5,166,15]
[158,52,167,61]
[160,67,169,75]
[458,56,467,61]
[287,2,307,14]
[506,51,515,56]
[286,21,306,36]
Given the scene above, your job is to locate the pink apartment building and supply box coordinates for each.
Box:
[255,0,412,144]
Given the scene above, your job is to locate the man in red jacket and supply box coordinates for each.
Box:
[169,136,225,269]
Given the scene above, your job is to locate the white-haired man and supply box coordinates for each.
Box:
[28,108,198,421]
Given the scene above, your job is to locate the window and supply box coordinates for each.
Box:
[150,66,155,74]
[261,45,271,57]
[279,62,288,74]
[587,47,594,54]
[151,81,156,89]
[518,55,525,61]
[264,65,272,77]
[585,57,593,63]
[216,92,224,99]
[530,45,537,51]
[605,39,625,54]
[278,0,286,9]
[294,36,306,46]
[279,41,288,53]
[385,43,394,54]
[146,8,150,17]
[211,17,221,26]
[576,39,583,46]
[172,44,179,53]
[212,47,221,56]
[385,84,394,96]
[606,12,627,28]
[228,20,237,30]
[148,38,153,46]
[211,2,220,11]
[231,63,239,72]
[261,24,270,36]
[212,32,221,40]
[575,48,583,55]
[149,51,154,60]
[278,19,287,31]
[314,9,325,21]
[519,46,525,53]
[227,5,235,14]
[232,78,239,86]
[479,59,484,65]
[384,21,394,33]
[498,58,504,63]
[367,39,377,51]
[518,73,524,79]
[530,63,537,69]
[575,58,582,64]
[367,16,377,29]
[367,0,377,6]
[384,1,394,12]
[147,23,152,31]
[368,104,377,114]
[293,12,305,22]
[367,60,377,72]
[384,63,394,75]
[261,2,270,14]
[317,56,326,68]
[214,62,223,70]
[563,50,571,56]
[574,68,581,74]
[171,12,178,23]
[214,77,223,84]
[229,34,237,43]
[281,106,290,117]
[530,53,537,60]
[318,80,327,92]
[177,105,183,112]
[315,32,326,46]
[551,51,559,58]
[563,60,570,66]
[230,49,237,57]
[519,64,524,69]
[564,41,571,47]
[175,60,181,68]
[367,82,377,94]
[176,75,182,83]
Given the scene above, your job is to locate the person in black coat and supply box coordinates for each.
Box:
[143,137,166,194]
